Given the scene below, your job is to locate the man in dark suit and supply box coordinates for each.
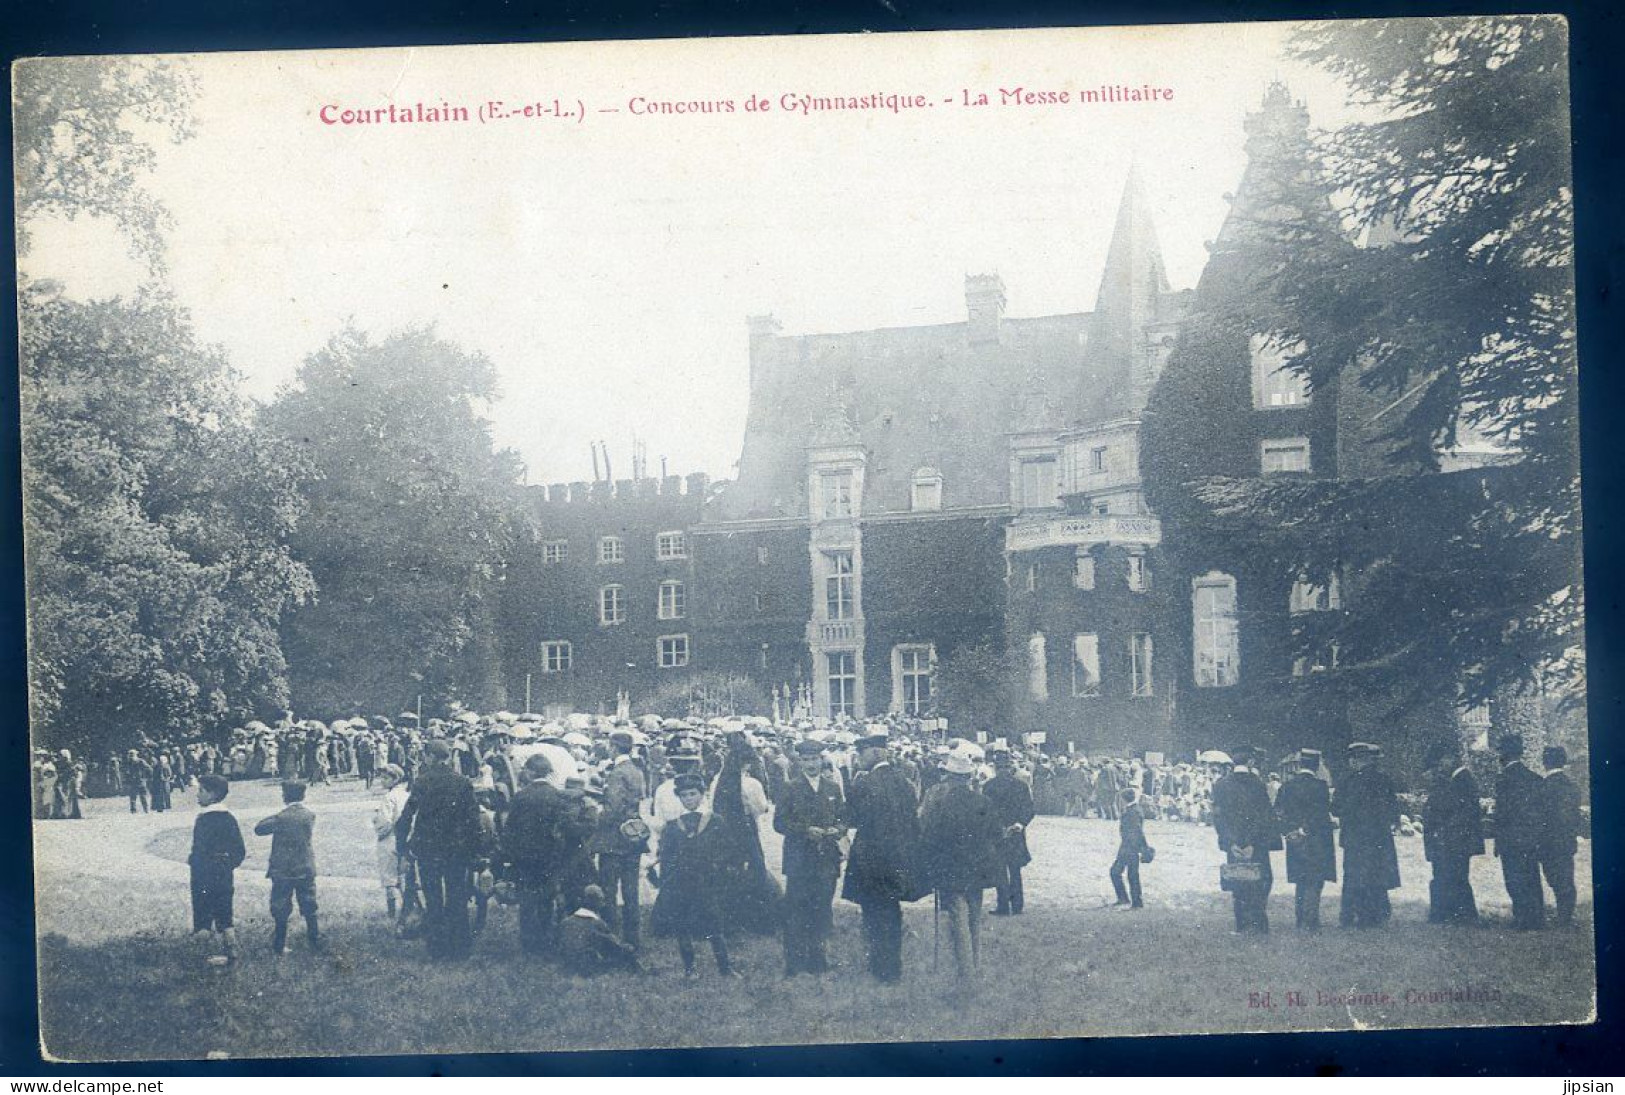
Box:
[255,779,320,955]
[503,754,573,954]
[1110,788,1151,909]
[841,726,922,983]
[1212,746,1279,934]
[1422,741,1484,924]
[1332,742,1401,929]
[1274,748,1336,931]
[397,739,483,959]
[982,749,1035,915]
[919,747,1003,986]
[587,729,650,953]
[773,738,849,976]
[1539,745,1584,926]
[1493,733,1546,930]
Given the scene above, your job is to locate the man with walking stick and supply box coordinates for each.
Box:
[919,746,1001,996]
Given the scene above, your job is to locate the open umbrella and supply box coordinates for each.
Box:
[508,742,580,790]
[1197,749,1233,764]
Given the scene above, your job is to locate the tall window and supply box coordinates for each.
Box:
[1193,573,1240,687]
[658,634,690,668]
[897,645,933,715]
[540,641,572,673]
[1026,562,1039,592]
[1289,571,1342,614]
[820,471,854,519]
[598,536,625,564]
[1130,633,1154,697]
[599,584,625,626]
[1261,438,1310,475]
[1251,333,1310,408]
[827,652,856,717]
[1071,633,1102,697]
[825,551,854,619]
[756,545,770,565]
[542,540,568,564]
[1019,457,1058,510]
[1074,549,1096,590]
[1089,446,1108,474]
[1127,550,1150,592]
[656,531,687,560]
[1028,632,1049,702]
[658,579,685,620]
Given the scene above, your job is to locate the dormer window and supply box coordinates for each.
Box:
[911,467,943,512]
[820,471,854,519]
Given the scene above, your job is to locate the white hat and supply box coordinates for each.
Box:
[943,751,976,776]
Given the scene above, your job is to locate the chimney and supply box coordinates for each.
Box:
[747,314,782,388]
[747,314,782,341]
[965,274,1006,346]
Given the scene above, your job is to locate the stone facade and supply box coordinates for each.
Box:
[497,83,1471,759]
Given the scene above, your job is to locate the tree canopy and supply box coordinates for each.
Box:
[261,327,529,718]
[1144,16,1580,713]
[21,285,315,748]
[13,56,197,274]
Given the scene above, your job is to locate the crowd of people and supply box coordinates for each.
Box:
[38,709,1589,992]
[1210,736,1585,936]
[173,710,1047,988]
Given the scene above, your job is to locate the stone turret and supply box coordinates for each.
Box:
[1086,164,1173,413]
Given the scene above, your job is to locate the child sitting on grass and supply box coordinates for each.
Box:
[255,779,320,956]
[557,885,642,977]
[649,773,735,978]
[188,774,245,966]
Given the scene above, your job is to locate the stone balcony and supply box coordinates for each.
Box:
[1004,513,1162,552]
[808,617,863,648]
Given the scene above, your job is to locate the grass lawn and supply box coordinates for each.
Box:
[33,777,1596,1062]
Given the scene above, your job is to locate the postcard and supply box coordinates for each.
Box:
[16,16,1591,1062]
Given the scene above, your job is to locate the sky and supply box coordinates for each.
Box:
[22,22,1361,485]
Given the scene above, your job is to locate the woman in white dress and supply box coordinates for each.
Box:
[371,764,410,919]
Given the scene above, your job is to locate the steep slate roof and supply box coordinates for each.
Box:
[718,173,1188,521]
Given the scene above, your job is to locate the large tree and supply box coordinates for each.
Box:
[262,328,528,717]
[21,285,316,749]
[1146,16,1580,714]
[18,57,316,750]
